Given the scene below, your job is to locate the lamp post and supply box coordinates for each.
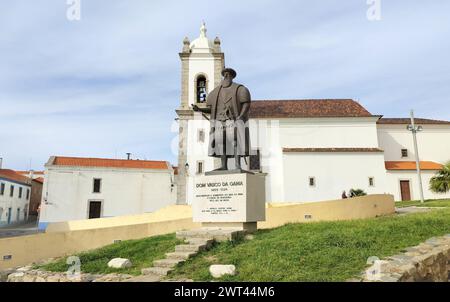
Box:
[407,110,425,203]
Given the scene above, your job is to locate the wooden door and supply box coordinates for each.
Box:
[88,201,102,219]
[400,181,411,201]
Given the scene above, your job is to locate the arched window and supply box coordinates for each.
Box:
[196,75,207,103]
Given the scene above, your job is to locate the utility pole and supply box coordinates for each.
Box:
[407,110,425,203]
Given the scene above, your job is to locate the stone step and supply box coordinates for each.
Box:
[175,244,206,253]
[165,251,196,260]
[177,229,245,242]
[141,266,173,277]
[153,258,184,268]
[186,238,215,247]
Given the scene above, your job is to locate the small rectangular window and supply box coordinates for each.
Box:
[401,149,408,158]
[198,129,205,143]
[93,179,102,193]
[196,161,204,174]
[309,177,315,187]
[0,183,4,195]
[10,185,14,197]
[26,189,30,200]
[369,177,375,187]
[18,187,23,198]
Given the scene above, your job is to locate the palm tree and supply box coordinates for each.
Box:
[429,162,450,193]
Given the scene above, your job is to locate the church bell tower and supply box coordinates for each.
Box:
[176,23,225,204]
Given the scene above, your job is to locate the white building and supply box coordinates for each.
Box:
[176,24,450,204]
[0,169,31,226]
[38,156,177,229]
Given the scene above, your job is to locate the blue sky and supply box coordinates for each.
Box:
[1,0,449,170]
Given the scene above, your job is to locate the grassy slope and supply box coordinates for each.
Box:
[37,233,181,276]
[395,199,450,208]
[169,209,450,281]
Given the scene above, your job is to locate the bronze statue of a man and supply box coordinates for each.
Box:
[192,68,251,172]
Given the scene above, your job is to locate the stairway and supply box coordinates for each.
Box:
[125,228,246,282]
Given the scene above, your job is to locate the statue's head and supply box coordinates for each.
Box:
[221,68,236,87]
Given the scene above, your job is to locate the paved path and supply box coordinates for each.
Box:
[395,206,443,215]
[0,219,42,238]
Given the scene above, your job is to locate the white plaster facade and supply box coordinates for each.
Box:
[38,157,176,229]
[177,24,450,204]
[0,172,31,226]
[378,124,450,163]
[386,170,450,201]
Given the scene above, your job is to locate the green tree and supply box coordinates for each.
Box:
[429,162,450,193]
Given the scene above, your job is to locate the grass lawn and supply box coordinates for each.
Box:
[37,233,182,276]
[168,208,450,281]
[395,199,450,208]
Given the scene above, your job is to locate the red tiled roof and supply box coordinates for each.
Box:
[385,161,443,171]
[0,169,32,185]
[16,171,45,175]
[51,156,170,170]
[378,118,450,125]
[34,177,44,184]
[283,148,384,153]
[249,99,373,118]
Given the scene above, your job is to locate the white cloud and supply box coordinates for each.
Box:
[0,0,449,169]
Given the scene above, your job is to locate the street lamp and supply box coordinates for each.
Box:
[406,110,425,204]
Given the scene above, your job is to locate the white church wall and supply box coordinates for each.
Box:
[281,152,388,202]
[39,167,176,226]
[386,170,450,201]
[377,124,450,164]
[279,117,381,148]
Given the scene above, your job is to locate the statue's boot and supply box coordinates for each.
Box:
[212,156,228,171]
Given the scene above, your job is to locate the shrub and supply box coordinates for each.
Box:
[349,188,367,197]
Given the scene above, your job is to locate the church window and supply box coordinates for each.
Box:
[196,161,204,174]
[93,178,102,193]
[309,177,316,187]
[369,177,375,187]
[196,75,207,103]
[198,129,205,143]
[401,149,408,158]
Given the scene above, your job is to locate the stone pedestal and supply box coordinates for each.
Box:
[192,172,266,233]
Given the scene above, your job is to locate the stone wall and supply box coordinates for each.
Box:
[360,234,450,282]
[3,265,133,282]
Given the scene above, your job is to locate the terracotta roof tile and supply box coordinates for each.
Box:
[378,118,450,125]
[385,161,443,170]
[51,156,170,170]
[34,177,44,184]
[283,148,383,153]
[0,169,32,185]
[16,171,45,175]
[250,99,373,118]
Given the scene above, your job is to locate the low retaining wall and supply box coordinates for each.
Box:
[260,194,394,229]
[0,194,394,271]
[0,218,200,270]
[361,234,450,282]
